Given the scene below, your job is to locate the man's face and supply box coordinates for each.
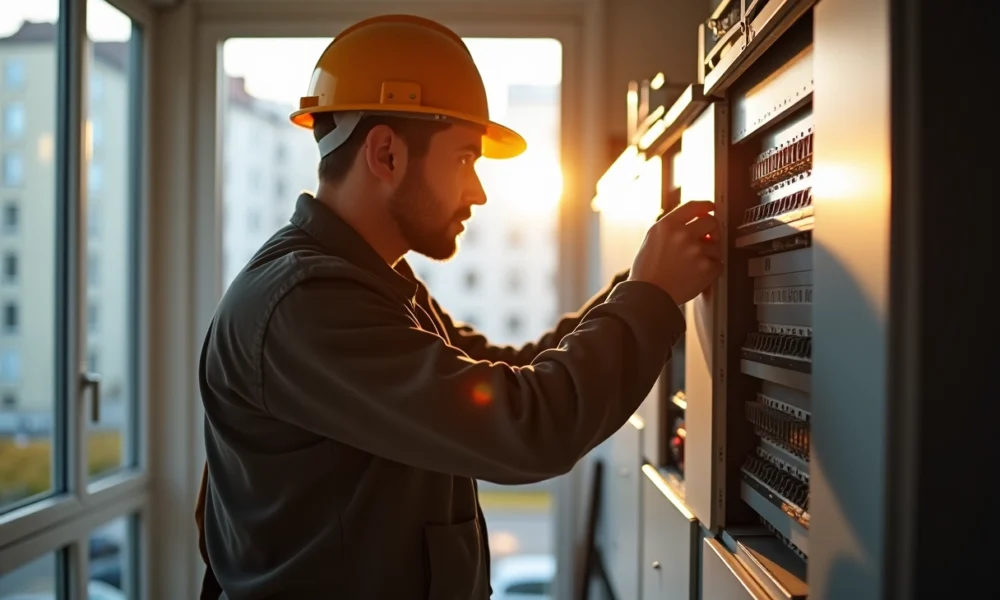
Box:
[387,122,487,260]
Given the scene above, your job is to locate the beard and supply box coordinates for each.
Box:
[387,162,471,261]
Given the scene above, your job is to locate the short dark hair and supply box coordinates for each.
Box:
[312,113,451,184]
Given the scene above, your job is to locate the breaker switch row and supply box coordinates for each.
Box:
[750,129,814,190]
[746,400,810,458]
[743,454,810,512]
[740,188,813,228]
[744,332,812,361]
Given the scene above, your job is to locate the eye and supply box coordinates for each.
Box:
[459,153,478,167]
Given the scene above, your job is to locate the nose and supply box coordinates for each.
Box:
[468,169,488,206]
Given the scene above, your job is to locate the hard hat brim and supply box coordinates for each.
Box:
[289,105,528,160]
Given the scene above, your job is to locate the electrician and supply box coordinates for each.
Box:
[195,13,722,599]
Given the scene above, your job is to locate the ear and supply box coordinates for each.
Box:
[362,124,408,185]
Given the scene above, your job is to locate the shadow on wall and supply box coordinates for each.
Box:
[811,241,887,600]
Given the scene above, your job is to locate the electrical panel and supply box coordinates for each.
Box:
[594,0,945,597]
[723,10,815,585]
[595,0,827,598]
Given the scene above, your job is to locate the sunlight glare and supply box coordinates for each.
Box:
[478,144,563,216]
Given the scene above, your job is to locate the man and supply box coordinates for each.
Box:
[196,13,722,599]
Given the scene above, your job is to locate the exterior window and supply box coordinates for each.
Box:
[3,58,26,90]
[506,314,523,335]
[2,202,18,233]
[2,152,24,187]
[3,301,18,334]
[3,251,17,283]
[2,103,26,140]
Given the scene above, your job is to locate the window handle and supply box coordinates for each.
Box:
[81,372,101,423]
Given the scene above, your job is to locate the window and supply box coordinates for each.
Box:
[84,0,142,485]
[91,117,104,150]
[506,581,551,594]
[2,202,18,233]
[2,103,26,140]
[88,516,138,596]
[2,58,26,91]
[506,314,523,335]
[0,4,152,577]
[88,251,100,286]
[2,152,24,187]
[0,349,20,383]
[2,252,17,283]
[0,551,59,594]
[88,201,101,237]
[217,36,562,578]
[507,270,523,292]
[90,71,104,103]
[247,209,261,230]
[463,226,479,245]
[221,37,333,290]
[87,303,99,334]
[2,301,18,334]
[88,161,103,194]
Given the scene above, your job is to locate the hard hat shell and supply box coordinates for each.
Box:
[289,14,527,160]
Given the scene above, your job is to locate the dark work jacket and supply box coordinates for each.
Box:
[197,193,685,599]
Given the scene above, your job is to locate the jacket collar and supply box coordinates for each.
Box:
[289,193,418,301]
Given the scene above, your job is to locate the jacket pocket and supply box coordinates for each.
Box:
[424,518,489,600]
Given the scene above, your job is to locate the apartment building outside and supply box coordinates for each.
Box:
[0,22,132,430]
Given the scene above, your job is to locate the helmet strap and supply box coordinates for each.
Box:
[317,111,363,159]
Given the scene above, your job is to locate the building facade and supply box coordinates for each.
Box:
[0,22,133,430]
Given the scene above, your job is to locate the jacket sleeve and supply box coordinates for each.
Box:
[429,270,631,366]
[260,276,683,485]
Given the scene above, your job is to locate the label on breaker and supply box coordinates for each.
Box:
[748,247,812,277]
[754,285,812,305]
[759,323,813,337]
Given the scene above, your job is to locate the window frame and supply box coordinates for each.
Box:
[0,0,153,597]
[187,2,607,598]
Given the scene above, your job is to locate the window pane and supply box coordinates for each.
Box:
[0,551,60,596]
[0,2,61,513]
[88,515,135,598]
[220,38,331,291]
[401,38,562,582]
[85,0,139,482]
[2,103,26,141]
[217,36,562,586]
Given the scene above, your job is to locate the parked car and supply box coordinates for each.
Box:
[491,553,555,599]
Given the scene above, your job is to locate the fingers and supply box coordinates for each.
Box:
[700,257,724,281]
[686,214,719,240]
[701,238,723,261]
[665,200,715,225]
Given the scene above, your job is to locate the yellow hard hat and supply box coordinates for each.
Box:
[289,14,527,160]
